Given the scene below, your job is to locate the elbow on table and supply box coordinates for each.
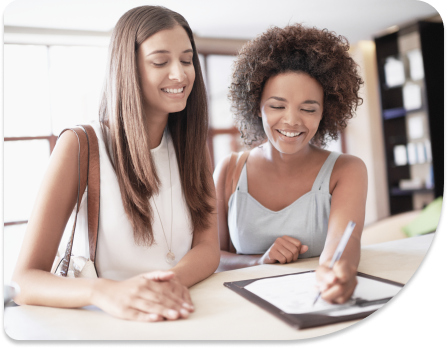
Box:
[209,246,221,274]
[10,271,32,306]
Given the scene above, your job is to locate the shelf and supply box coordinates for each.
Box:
[390,187,434,196]
[383,107,425,120]
[383,108,406,120]
[376,21,443,215]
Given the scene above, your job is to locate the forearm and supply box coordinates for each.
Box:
[170,241,220,288]
[13,269,101,308]
[217,250,262,272]
[319,236,361,269]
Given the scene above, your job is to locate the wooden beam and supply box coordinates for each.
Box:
[194,36,248,56]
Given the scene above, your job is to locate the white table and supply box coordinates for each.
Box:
[4,234,434,340]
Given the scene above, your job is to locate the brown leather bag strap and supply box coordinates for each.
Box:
[80,125,100,262]
[55,125,100,277]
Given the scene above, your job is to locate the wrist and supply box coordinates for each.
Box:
[168,268,186,285]
[89,278,112,306]
[255,254,265,266]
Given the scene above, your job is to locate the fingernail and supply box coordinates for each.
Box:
[149,313,159,321]
[180,309,189,317]
[183,303,194,310]
[168,310,178,319]
[325,274,335,282]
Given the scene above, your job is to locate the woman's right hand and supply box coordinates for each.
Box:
[259,236,308,265]
[91,271,193,322]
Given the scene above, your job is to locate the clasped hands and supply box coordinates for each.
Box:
[259,236,357,304]
[92,271,194,322]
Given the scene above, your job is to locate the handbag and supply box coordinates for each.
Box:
[53,125,100,279]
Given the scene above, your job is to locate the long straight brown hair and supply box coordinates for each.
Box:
[99,6,213,246]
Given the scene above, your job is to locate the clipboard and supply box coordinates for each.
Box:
[224,270,404,330]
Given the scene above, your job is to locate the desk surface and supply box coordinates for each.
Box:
[4,234,434,340]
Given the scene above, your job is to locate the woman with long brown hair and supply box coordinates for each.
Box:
[12,6,220,322]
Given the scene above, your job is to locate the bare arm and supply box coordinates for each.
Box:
[214,155,255,270]
[169,148,221,286]
[12,132,193,321]
[212,155,258,271]
[12,130,97,307]
[316,154,368,303]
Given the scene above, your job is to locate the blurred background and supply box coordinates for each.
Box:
[3,0,444,282]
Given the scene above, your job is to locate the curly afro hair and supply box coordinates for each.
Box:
[228,24,364,147]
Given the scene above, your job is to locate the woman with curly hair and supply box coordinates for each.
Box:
[214,24,367,304]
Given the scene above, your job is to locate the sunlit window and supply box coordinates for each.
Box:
[4,44,108,225]
[4,140,50,222]
[49,46,108,134]
[206,55,242,166]
[4,45,52,137]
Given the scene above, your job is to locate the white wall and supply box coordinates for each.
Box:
[346,41,390,225]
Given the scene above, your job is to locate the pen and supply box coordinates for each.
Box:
[312,221,356,306]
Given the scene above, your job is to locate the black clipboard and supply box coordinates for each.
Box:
[224,270,404,330]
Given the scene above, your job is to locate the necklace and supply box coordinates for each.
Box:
[151,130,175,264]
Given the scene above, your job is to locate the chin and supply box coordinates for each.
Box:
[167,102,188,114]
[270,142,296,154]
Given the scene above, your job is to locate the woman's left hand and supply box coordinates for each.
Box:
[141,271,194,321]
[315,260,358,304]
[146,272,194,310]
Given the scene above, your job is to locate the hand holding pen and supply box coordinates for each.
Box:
[313,221,357,306]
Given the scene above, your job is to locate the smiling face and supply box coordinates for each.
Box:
[259,72,324,155]
[137,25,195,118]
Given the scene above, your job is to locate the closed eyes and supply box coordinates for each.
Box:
[269,106,316,113]
[153,61,192,67]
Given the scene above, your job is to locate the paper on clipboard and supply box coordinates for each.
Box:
[244,272,401,315]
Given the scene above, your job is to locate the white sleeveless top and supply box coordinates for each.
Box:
[61,121,193,281]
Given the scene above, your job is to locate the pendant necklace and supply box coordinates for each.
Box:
[152,130,175,264]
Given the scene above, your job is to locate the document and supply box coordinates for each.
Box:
[244,272,401,315]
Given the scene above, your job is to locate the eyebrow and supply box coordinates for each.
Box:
[267,96,321,106]
[147,49,193,57]
[302,100,321,106]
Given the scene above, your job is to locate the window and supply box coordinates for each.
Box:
[4,44,108,225]
[204,54,243,167]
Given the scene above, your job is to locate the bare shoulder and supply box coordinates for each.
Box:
[334,153,367,173]
[53,129,80,159]
[213,149,255,193]
[46,130,80,190]
[213,153,233,187]
[330,154,367,192]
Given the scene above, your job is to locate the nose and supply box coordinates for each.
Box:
[168,61,186,82]
[282,107,303,127]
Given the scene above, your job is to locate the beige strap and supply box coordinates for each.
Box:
[223,151,250,253]
[232,151,250,195]
[224,150,251,218]
[224,152,238,218]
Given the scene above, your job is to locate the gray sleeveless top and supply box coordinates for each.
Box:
[228,152,341,258]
